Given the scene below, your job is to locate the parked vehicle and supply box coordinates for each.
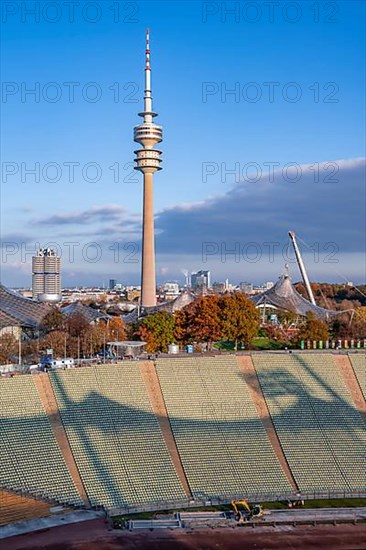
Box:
[96,351,114,359]
[39,357,75,371]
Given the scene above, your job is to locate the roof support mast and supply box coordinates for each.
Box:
[288,231,316,305]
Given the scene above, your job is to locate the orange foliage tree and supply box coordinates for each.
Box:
[183,295,222,350]
[297,313,329,342]
[40,330,68,358]
[0,333,18,364]
[173,309,191,346]
[107,317,127,341]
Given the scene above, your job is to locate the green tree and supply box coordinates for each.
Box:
[127,321,141,342]
[139,311,175,353]
[276,310,298,328]
[218,293,260,349]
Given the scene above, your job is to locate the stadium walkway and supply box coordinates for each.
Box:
[237,356,299,492]
[334,356,366,424]
[139,361,192,499]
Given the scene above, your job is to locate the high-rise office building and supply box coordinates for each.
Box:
[240,281,253,294]
[191,270,211,291]
[32,248,61,303]
[109,279,117,290]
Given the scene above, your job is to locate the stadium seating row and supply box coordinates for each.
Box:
[0,354,364,513]
[0,376,82,506]
[156,356,293,500]
[253,354,366,493]
[50,364,186,509]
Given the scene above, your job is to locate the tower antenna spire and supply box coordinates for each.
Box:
[146,28,150,69]
[144,28,152,119]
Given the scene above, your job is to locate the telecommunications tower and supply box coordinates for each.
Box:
[134,29,163,307]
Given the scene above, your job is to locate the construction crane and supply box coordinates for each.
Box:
[288,231,316,305]
[231,500,263,523]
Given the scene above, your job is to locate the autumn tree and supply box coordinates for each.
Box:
[40,330,68,358]
[0,333,18,364]
[107,317,127,341]
[173,309,191,346]
[298,313,329,342]
[66,312,90,338]
[350,307,366,339]
[263,324,291,347]
[65,336,80,359]
[295,282,366,308]
[218,292,260,349]
[22,338,40,364]
[184,295,222,350]
[39,308,66,334]
[82,322,109,356]
[139,311,175,353]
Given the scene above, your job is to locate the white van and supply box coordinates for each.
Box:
[39,358,75,371]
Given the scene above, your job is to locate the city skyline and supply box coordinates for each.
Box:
[1,1,365,287]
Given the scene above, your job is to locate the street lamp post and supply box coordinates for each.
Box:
[18,329,22,366]
[103,332,106,365]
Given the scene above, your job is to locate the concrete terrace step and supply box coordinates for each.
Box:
[0,510,105,540]
[129,518,181,530]
[33,374,90,507]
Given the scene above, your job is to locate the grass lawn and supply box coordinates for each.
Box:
[215,338,293,351]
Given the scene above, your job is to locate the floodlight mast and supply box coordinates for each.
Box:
[288,231,316,305]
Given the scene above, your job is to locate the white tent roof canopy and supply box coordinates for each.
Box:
[106,341,146,347]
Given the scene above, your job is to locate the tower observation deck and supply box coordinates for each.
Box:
[134,29,162,307]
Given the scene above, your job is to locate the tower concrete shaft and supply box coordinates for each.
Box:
[134,29,163,307]
[141,172,156,306]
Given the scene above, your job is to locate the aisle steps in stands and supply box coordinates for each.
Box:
[33,374,90,506]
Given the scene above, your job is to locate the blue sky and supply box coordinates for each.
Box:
[1,0,365,286]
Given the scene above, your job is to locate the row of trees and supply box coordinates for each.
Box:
[136,299,366,354]
[137,293,260,353]
[1,294,364,362]
[295,282,366,309]
[264,312,330,347]
[37,313,127,360]
[0,312,127,365]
